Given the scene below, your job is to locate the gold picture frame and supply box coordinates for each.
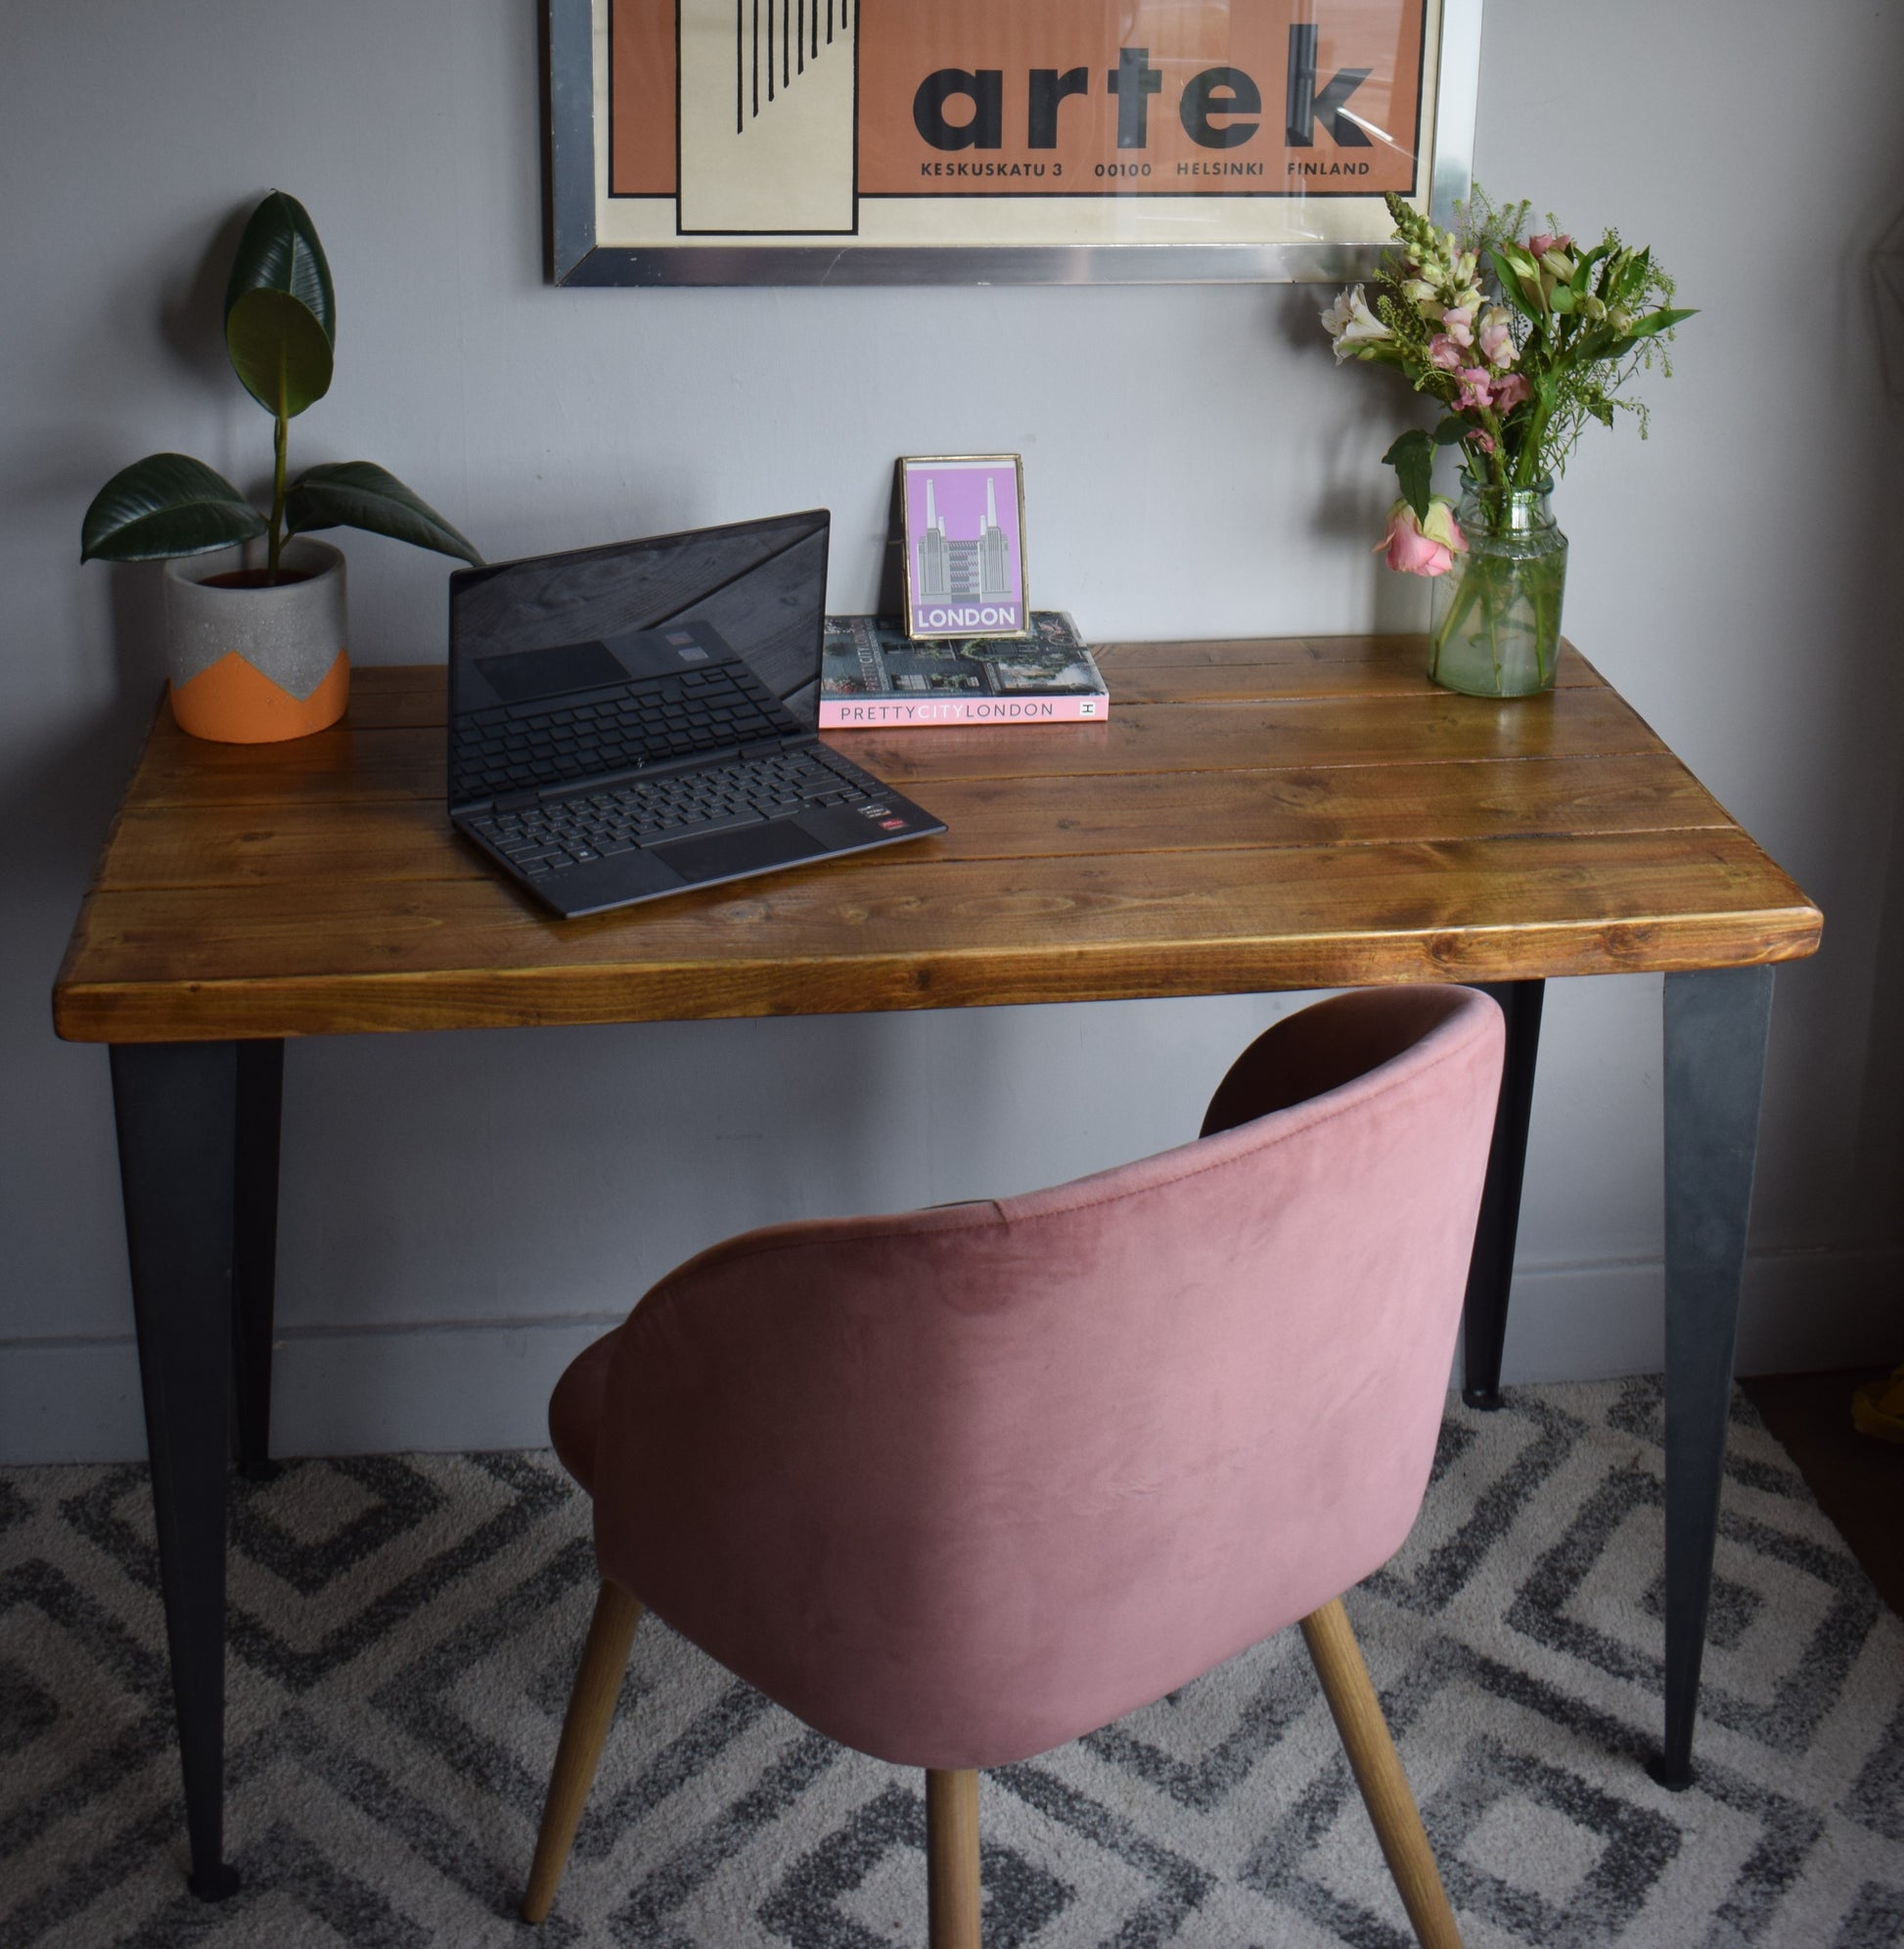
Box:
[898,455,1029,642]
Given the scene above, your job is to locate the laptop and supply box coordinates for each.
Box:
[447,510,945,918]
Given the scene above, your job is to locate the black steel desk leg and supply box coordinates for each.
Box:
[110,1040,243,1901]
[1652,965,1774,1790]
[1461,979,1546,1410]
[232,1041,285,1479]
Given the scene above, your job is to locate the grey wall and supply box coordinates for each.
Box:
[4,2,1901,1462]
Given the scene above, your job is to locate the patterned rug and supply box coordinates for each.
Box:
[2,1380,1900,1948]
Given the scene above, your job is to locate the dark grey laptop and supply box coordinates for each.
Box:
[448,511,945,918]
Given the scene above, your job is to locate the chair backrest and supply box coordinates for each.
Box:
[590,986,1504,1771]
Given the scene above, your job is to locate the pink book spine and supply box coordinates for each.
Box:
[818,693,1109,729]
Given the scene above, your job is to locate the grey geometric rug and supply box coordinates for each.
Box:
[3,1381,1900,1947]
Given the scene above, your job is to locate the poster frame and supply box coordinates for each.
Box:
[545,0,1482,287]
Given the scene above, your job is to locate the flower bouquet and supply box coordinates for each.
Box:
[1324,191,1692,696]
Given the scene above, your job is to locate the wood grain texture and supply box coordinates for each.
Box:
[1102,633,1603,702]
[925,1769,981,1949]
[1301,1598,1465,1949]
[121,688,1664,809]
[93,757,1735,890]
[521,1581,644,1926]
[55,640,1821,1043]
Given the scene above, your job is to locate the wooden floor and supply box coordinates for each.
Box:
[1741,1368,1904,1616]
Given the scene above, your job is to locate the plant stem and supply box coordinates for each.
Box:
[1484,561,1504,690]
[1430,553,1485,679]
[267,348,289,584]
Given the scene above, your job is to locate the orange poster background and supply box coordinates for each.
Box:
[610,1,675,196]
[611,1,1425,202]
[858,0,1423,196]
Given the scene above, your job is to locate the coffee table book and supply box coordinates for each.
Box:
[818,612,1108,728]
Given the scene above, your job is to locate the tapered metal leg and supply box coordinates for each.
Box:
[1652,965,1774,1790]
[1461,979,1545,1410]
[111,1040,243,1900]
[232,1041,285,1479]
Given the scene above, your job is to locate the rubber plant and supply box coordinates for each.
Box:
[80,191,480,578]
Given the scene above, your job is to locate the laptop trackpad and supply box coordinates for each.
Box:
[652,821,828,884]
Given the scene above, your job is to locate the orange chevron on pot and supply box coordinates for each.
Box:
[170,648,349,743]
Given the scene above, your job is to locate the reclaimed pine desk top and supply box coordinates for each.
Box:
[53,637,1822,1043]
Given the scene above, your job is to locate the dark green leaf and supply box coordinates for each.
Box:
[80,452,266,562]
[226,289,335,418]
[225,191,334,343]
[1431,418,1472,445]
[284,461,483,565]
[1586,398,1616,428]
[1382,429,1434,521]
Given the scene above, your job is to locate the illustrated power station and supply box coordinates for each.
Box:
[915,477,1014,602]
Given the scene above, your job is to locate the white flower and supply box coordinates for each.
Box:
[1321,286,1392,361]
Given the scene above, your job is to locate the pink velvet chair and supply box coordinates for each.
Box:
[523,985,1505,1947]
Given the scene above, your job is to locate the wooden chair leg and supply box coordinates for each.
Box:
[1300,1597,1464,1949]
[925,1767,981,1949]
[521,1580,645,1925]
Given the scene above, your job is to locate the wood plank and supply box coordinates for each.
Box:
[123,687,1668,809]
[1101,636,1602,701]
[63,640,1820,1046]
[333,667,453,729]
[273,642,1606,736]
[55,830,1823,1042]
[91,754,1739,891]
[835,686,1662,784]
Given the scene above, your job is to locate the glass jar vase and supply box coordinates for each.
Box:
[1428,475,1568,698]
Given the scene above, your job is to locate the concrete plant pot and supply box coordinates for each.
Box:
[161,537,349,742]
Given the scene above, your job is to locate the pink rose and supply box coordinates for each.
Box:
[1489,372,1532,410]
[1428,334,1464,371]
[1455,367,1494,411]
[1440,305,1475,347]
[1527,232,1572,259]
[1375,499,1467,578]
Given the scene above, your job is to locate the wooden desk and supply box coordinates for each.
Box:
[55,637,1821,1896]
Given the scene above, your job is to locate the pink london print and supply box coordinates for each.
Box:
[902,457,1026,639]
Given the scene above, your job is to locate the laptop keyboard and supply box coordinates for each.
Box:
[452,665,789,801]
[463,748,881,880]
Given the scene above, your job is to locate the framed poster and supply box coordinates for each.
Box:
[900,456,1028,639]
[545,0,1482,286]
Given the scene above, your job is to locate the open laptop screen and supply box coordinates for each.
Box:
[449,509,830,723]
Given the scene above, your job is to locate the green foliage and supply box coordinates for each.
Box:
[286,462,481,567]
[225,191,335,343]
[80,454,266,562]
[226,289,334,421]
[224,193,335,417]
[1383,431,1435,521]
[1334,185,1694,508]
[81,191,479,578]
